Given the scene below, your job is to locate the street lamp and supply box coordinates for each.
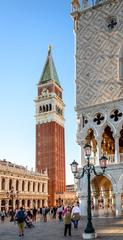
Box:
[6,187,19,222]
[70,144,108,239]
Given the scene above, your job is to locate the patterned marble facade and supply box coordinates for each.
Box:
[0,159,48,211]
[71,0,123,216]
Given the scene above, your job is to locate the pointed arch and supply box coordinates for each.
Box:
[81,125,98,140]
[99,121,116,137]
[117,174,123,192]
[116,119,123,136]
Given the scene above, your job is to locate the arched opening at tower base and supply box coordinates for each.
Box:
[91,175,115,217]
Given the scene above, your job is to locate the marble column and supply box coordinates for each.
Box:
[115,193,122,216]
[5,200,9,212]
[115,135,120,164]
[93,196,98,209]
[96,138,102,166]
[79,195,88,216]
[5,178,9,191]
[81,140,86,166]
[24,200,27,209]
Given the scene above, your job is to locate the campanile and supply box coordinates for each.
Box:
[35,47,66,206]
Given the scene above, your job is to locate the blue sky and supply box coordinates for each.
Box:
[0,0,80,184]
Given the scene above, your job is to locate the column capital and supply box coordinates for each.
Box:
[114,134,120,139]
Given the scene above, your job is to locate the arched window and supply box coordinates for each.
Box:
[119,45,123,81]
[42,183,45,193]
[27,200,30,207]
[43,105,46,112]
[9,179,12,190]
[16,180,19,191]
[38,183,40,192]
[46,104,48,111]
[33,182,35,192]
[49,104,52,111]
[1,178,5,190]
[22,181,25,191]
[28,182,30,192]
[39,106,42,112]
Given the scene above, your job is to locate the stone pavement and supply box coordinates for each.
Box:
[0,216,123,240]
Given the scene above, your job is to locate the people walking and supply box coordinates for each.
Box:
[63,206,72,237]
[15,207,26,238]
[1,210,5,223]
[57,205,64,222]
[32,207,37,221]
[42,206,48,222]
[71,203,81,228]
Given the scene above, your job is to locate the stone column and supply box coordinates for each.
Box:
[30,200,33,209]
[115,135,120,164]
[103,194,108,215]
[30,182,33,192]
[5,178,9,191]
[115,193,122,216]
[93,195,98,216]
[35,200,38,209]
[24,200,27,209]
[79,195,87,216]
[96,138,102,166]
[5,200,9,212]
[24,181,28,192]
[19,180,22,192]
[45,183,48,193]
[81,140,86,166]
[19,200,22,208]
[13,179,16,190]
[13,199,16,210]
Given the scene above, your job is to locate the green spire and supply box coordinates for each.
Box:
[39,46,61,87]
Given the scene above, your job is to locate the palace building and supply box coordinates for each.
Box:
[71,0,123,216]
[35,47,66,207]
[0,159,48,211]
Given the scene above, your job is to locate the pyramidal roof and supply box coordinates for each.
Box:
[39,46,61,87]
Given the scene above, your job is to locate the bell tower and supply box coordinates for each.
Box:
[35,47,66,206]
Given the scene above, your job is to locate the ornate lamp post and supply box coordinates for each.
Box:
[71,144,108,239]
[6,187,19,221]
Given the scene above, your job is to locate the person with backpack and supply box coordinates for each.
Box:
[63,206,72,237]
[15,207,26,238]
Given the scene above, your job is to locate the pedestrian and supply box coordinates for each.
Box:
[32,207,37,221]
[52,206,57,219]
[57,205,64,222]
[42,206,47,222]
[71,203,81,228]
[15,207,26,238]
[63,206,72,237]
[39,207,43,221]
[1,210,5,223]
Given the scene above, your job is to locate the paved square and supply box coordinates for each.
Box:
[0,217,123,240]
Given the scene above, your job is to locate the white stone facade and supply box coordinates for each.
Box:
[71,0,123,217]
